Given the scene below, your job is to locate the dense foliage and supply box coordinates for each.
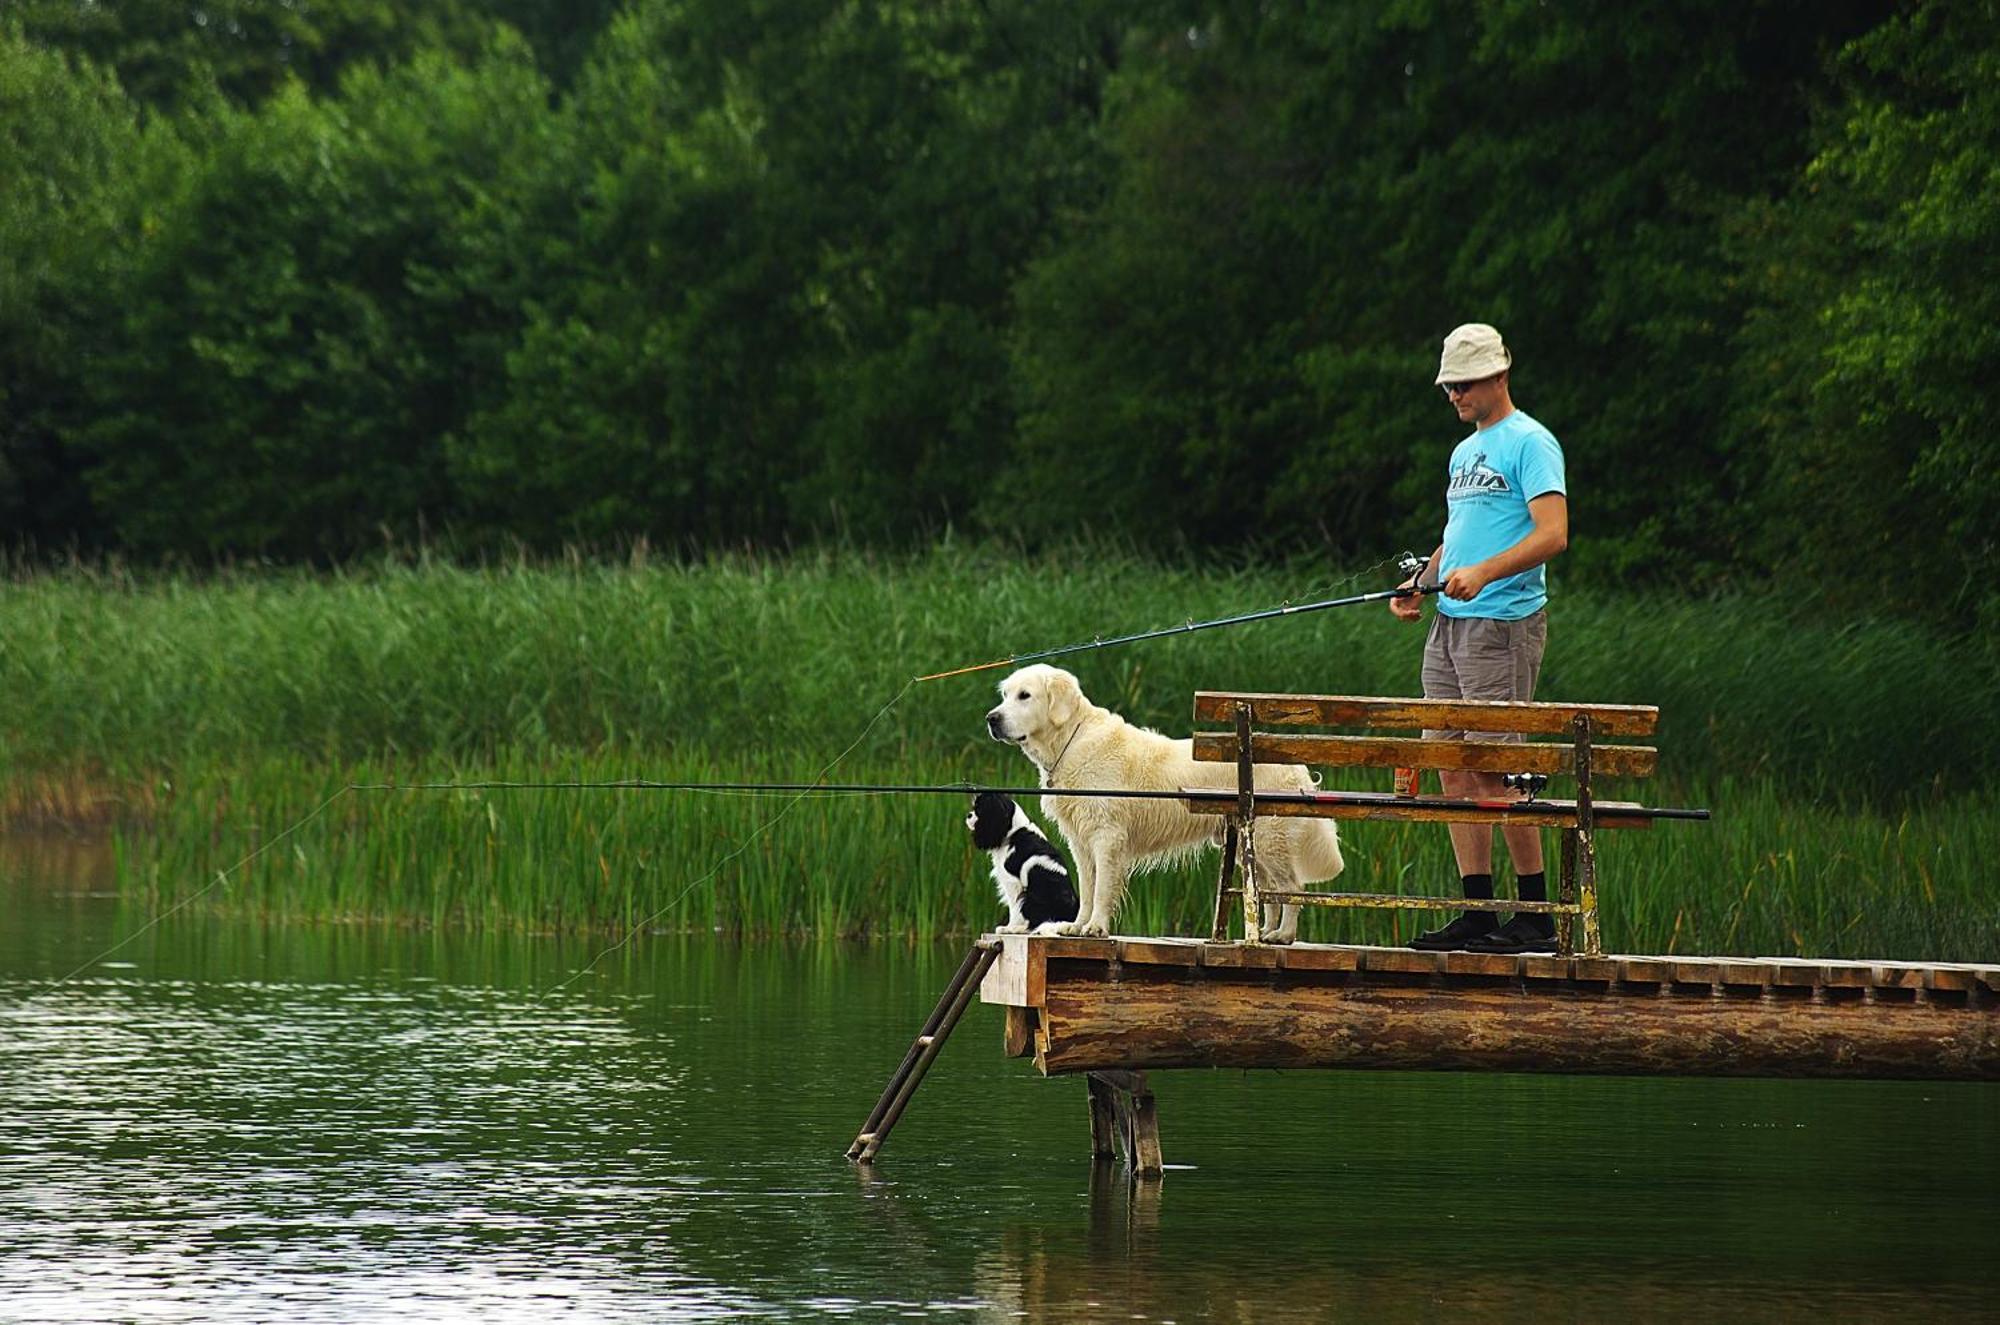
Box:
[4,2,1995,627]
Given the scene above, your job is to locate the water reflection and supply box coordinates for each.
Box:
[3,845,1997,1321]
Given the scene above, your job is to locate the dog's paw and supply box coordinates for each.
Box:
[1029,920,1068,936]
[997,920,1029,934]
[1264,931,1298,946]
[1073,920,1110,938]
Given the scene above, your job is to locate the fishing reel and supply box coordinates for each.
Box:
[1395,551,1437,594]
[1502,772,1550,799]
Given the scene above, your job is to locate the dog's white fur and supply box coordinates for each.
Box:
[985,664,1344,942]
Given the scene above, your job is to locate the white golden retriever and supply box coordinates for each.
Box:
[985,664,1344,942]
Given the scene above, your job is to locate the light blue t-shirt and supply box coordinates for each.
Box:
[1436,410,1565,621]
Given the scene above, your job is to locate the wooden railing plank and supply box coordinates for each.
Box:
[1193,691,1659,736]
[1192,731,1658,779]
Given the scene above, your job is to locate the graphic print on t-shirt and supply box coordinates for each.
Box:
[1447,451,1508,498]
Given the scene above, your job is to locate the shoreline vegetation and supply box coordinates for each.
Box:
[5,548,1996,960]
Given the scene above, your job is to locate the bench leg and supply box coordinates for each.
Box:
[1209,820,1240,942]
[1579,828,1601,956]
[1571,713,1602,957]
[1238,821,1264,944]
[1558,828,1578,956]
[1233,703,1263,944]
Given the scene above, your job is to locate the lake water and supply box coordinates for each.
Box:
[4,835,1996,1321]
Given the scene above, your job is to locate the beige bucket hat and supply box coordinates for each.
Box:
[1435,323,1512,384]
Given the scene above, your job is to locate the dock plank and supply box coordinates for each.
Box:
[982,934,2000,1005]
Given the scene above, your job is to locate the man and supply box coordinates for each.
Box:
[1389,323,1568,954]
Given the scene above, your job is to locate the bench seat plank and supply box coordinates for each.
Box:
[1193,691,1659,737]
[1260,890,1586,914]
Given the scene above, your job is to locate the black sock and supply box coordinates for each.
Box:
[1517,870,1547,903]
[1461,872,1494,901]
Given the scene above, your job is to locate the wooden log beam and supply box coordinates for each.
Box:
[1032,964,2000,1081]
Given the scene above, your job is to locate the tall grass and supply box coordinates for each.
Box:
[5,545,1994,798]
[4,546,1996,957]
[112,748,2000,962]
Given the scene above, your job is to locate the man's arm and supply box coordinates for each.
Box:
[1440,494,1568,601]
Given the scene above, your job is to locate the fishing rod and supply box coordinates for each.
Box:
[919,553,1439,682]
[352,778,1710,822]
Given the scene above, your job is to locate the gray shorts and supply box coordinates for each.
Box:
[1421,610,1548,741]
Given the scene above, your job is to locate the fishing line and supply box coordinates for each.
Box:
[46,786,355,988]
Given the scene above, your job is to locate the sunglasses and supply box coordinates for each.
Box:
[1440,377,1492,397]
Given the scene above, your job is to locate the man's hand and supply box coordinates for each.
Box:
[1442,563,1494,601]
[1388,580,1424,622]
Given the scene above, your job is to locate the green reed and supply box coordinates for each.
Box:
[5,545,1995,800]
[111,747,1999,962]
[6,546,1995,956]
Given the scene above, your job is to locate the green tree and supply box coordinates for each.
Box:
[1735,1,2000,630]
[76,37,551,558]
[445,4,807,549]
[1007,1,1878,578]
[776,2,1132,542]
[0,28,168,549]
[6,0,613,110]
[451,0,1133,549]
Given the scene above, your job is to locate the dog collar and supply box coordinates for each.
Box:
[1039,724,1083,788]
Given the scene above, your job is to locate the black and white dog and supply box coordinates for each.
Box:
[965,791,1078,934]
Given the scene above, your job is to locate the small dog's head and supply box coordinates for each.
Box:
[985,664,1084,746]
[965,791,1018,851]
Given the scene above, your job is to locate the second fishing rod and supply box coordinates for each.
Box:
[919,553,1441,682]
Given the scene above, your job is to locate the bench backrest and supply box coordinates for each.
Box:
[1190,691,1661,780]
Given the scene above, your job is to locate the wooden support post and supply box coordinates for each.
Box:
[1121,1084,1164,1178]
[1235,702,1263,944]
[1086,1073,1118,1161]
[1085,1070,1163,1178]
[1002,1004,1036,1058]
[1209,820,1240,943]
[1573,713,1601,957]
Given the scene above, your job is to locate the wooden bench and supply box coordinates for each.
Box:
[1185,691,1690,956]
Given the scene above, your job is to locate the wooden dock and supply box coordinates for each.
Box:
[978,934,2000,1081]
[848,934,1997,1176]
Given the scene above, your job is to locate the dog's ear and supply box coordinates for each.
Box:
[1046,670,1081,729]
[968,792,1010,850]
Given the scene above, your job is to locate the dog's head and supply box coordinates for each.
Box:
[965,791,1018,850]
[985,664,1084,747]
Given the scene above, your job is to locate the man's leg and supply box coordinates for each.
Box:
[1440,772,1492,875]
[1464,612,1554,953]
[1439,771,1545,873]
[1411,615,1498,951]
